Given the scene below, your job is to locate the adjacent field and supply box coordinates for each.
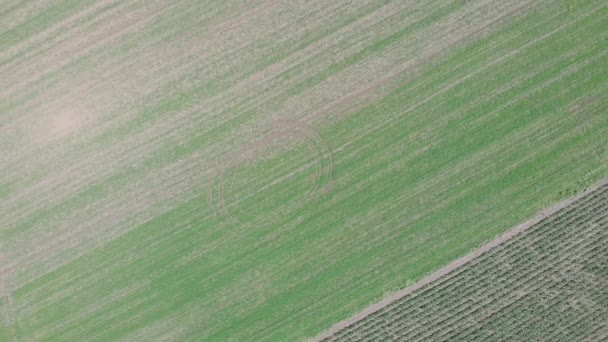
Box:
[1,0,608,340]
[318,181,608,341]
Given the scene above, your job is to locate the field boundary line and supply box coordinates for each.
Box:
[312,178,608,341]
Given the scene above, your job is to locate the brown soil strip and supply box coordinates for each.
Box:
[312,178,608,341]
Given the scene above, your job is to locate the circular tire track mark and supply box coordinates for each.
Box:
[210,119,333,226]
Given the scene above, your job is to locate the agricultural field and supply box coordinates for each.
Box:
[1,0,607,340]
[317,181,608,341]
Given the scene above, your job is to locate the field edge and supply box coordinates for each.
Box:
[311,177,608,341]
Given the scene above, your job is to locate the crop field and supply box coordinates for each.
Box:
[318,181,608,341]
[1,0,608,340]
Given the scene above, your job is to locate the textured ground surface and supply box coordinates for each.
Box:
[318,181,608,341]
[1,0,607,340]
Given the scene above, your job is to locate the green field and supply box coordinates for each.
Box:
[321,182,608,341]
[1,0,607,340]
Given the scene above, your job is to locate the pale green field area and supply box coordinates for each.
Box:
[1,0,607,341]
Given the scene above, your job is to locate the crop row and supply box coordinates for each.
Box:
[376,212,606,341]
[400,219,607,341]
[324,184,608,341]
[331,215,606,340]
[338,200,607,340]
[334,199,604,338]
[360,218,607,341]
